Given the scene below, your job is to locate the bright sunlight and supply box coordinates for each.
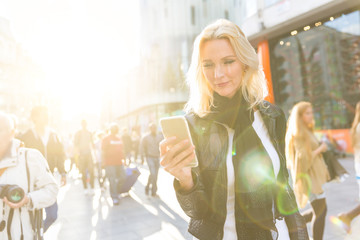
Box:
[1,0,140,121]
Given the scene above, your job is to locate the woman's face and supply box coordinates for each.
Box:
[301,106,314,127]
[200,38,244,98]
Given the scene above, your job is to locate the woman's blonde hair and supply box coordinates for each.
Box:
[350,102,360,146]
[285,101,314,169]
[184,19,268,117]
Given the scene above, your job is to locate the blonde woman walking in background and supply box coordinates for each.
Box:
[285,101,329,240]
[350,101,360,201]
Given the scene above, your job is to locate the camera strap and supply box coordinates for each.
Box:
[7,208,13,240]
[24,150,44,240]
[6,208,24,240]
[24,150,35,232]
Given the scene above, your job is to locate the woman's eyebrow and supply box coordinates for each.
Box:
[202,55,236,62]
[221,55,236,59]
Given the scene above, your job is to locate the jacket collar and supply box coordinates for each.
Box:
[258,101,281,119]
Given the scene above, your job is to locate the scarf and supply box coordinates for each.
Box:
[209,91,278,239]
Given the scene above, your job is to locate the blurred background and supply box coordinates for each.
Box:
[0,0,359,149]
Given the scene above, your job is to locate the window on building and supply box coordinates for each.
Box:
[269,9,360,130]
[191,6,195,25]
[224,10,229,20]
[203,0,207,17]
[245,1,257,18]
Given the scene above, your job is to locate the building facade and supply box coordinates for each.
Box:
[241,0,359,152]
[0,16,49,132]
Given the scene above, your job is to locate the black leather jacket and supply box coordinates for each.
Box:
[174,101,308,240]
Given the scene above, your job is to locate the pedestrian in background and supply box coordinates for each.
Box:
[0,112,58,240]
[350,101,360,201]
[140,123,163,197]
[74,119,95,195]
[131,126,141,164]
[160,19,308,239]
[19,106,66,232]
[286,101,329,240]
[94,131,106,191]
[121,127,132,166]
[101,123,126,205]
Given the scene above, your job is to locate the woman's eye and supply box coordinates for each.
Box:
[203,63,214,68]
[224,60,235,65]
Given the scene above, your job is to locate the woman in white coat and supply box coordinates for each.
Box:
[0,112,59,240]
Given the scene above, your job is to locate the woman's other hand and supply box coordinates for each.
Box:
[160,137,195,190]
[319,142,328,153]
[314,142,328,156]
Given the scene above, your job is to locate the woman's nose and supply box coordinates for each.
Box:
[214,65,224,79]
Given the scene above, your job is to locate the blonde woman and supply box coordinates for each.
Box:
[350,101,360,200]
[285,102,329,240]
[160,19,308,240]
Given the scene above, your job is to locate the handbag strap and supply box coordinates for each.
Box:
[24,150,35,231]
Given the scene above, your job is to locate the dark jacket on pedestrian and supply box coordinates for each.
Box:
[19,129,66,175]
[174,101,308,240]
[121,133,132,155]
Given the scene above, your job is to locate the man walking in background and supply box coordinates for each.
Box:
[74,119,95,195]
[19,106,66,232]
[102,123,126,205]
[121,127,132,166]
[140,123,163,197]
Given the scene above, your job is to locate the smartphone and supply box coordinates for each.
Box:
[160,116,198,168]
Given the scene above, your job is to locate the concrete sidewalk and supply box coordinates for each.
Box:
[318,158,360,240]
[44,164,192,240]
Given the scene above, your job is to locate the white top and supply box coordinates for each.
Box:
[222,111,289,240]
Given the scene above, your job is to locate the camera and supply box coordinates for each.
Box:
[0,184,25,204]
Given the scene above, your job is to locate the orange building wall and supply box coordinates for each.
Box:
[257,40,274,104]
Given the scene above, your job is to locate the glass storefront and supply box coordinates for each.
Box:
[269,8,360,129]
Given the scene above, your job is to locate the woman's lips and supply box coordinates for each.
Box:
[216,81,229,87]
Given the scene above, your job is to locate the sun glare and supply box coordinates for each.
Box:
[3,0,140,122]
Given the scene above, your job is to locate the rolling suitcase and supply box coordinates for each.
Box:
[118,167,141,194]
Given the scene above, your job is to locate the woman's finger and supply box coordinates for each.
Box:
[165,145,195,169]
[165,153,195,180]
[174,152,196,170]
[161,139,190,166]
[159,136,177,155]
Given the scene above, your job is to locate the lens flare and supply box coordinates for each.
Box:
[330,216,350,233]
[237,150,275,192]
[276,184,298,216]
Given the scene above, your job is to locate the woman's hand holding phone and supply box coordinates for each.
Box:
[160,137,195,191]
